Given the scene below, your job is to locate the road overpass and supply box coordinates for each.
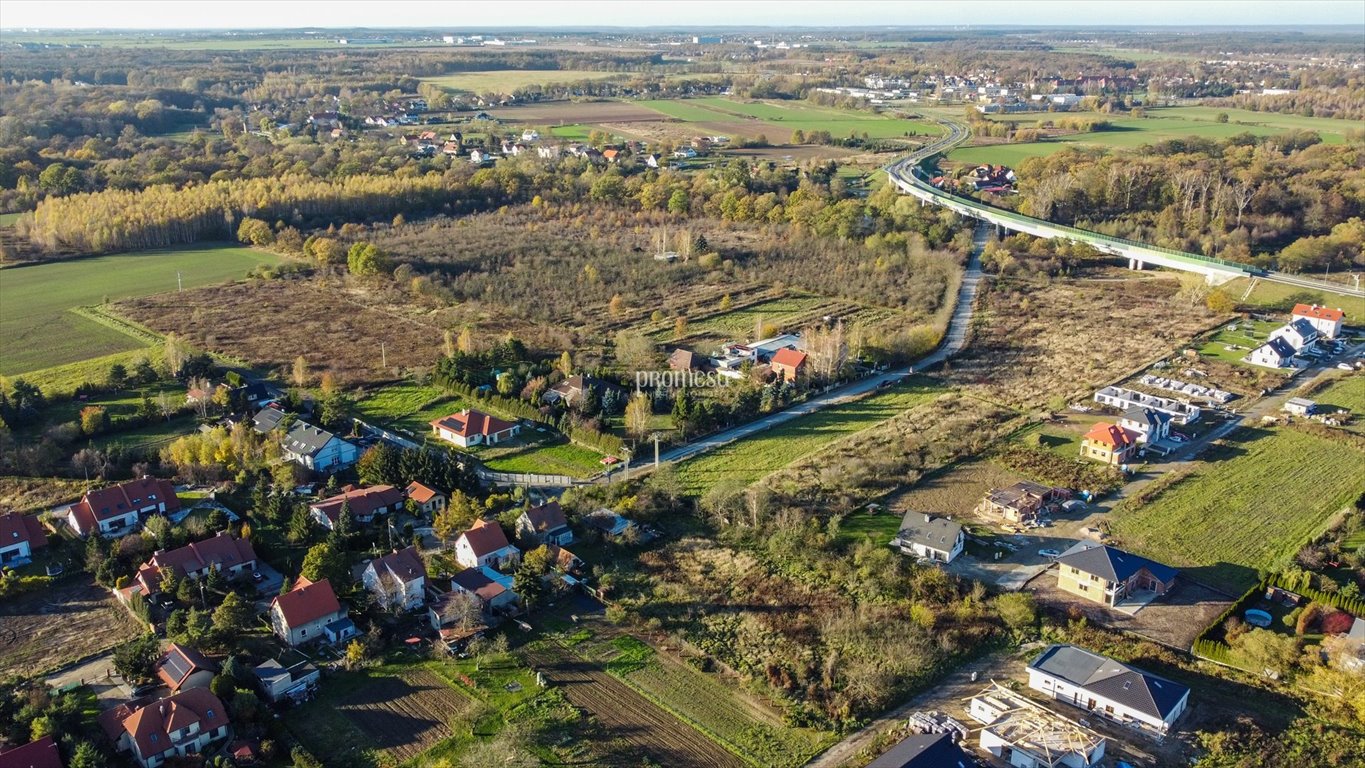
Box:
[885,118,1364,298]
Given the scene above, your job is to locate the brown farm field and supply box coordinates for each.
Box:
[116,279,451,385]
[337,669,467,763]
[883,459,1033,518]
[486,101,672,124]
[0,580,143,678]
[950,275,1219,408]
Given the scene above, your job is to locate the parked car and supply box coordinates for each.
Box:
[1038,548,1061,559]
[1338,363,1354,370]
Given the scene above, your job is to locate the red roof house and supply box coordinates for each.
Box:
[0,735,63,768]
[269,577,353,646]
[1291,303,1346,339]
[429,409,521,448]
[66,478,180,538]
[1081,422,1140,466]
[153,643,218,692]
[98,688,229,768]
[770,347,809,382]
[0,513,48,566]
[131,531,257,597]
[404,481,446,515]
[308,484,404,529]
[454,519,521,570]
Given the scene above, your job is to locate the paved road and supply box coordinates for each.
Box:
[650,220,989,468]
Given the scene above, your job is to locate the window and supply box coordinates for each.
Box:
[1078,584,1089,592]
[207,709,214,718]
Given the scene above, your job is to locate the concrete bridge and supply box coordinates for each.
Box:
[885,117,1364,297]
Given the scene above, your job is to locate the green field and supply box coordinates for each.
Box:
[1228,278,1365,324]
[1108,426,1365,594]
[1314,376,1365,432]
[1196,319,1283,365]
[640,98,942,140]
[0,212,23,228]
[482,439,607,477]
[0,245,280,375]
[548,124,594,140]
[948,106,1355,165]
[421,70,624,93]
[14,348,165,398]
[677,381,942,493]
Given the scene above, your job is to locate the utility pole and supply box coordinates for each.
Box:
[177,271,182,292]
[381,341,387,370]
[652,434,661,466]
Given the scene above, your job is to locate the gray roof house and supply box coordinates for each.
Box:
[252,407,287,433]
[867,731,974,768]
[280,420,358,473]
[1027,644,1190,733]
[890,512,964,564]
[1054,542,1179,607]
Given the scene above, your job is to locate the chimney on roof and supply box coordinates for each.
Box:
[923,513,932,523]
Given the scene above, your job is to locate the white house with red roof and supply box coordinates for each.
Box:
[308,484,404,530]
[454,518,521,570]
[430,409,521,448]
[0,512,48,566]
[269,576,355,646]
[1291,303,1345,340]
[128,532,258,599]
[361,546,428,611]
[98,687,229,768]
[65,477,181,538]
[405,481,446,516]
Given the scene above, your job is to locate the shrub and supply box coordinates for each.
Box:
[1296,602,1323,635]
[1320,609,1355,635]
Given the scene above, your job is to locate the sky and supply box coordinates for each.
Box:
[0,0,1361,30]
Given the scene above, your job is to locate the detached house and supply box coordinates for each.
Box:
[454,519,521,570]
[1079,422,1139,466]
[1269,318,1320,350]
[430,409,521,448]
[253,652,320,704]
[516,501,573,546]
[1246,336,1299,369]
[1118,407,1171,444]
[280,421,358,473]
[1028,644,1191,734]
[362,547,428,612]
[976,481,1059,525]
[891,512,964,564]
[269,577,355,647]
[770,347,809,382]
[405,481,446,516]
[154,644,218,692]
[98,688,230,768]
[1054,542,1178,608]
[448,567,518,613]
[66,478,181,538]
[0,512,47,565]
[309,484,405,529]
[1292,303,1345,339]
[129,532,258,598]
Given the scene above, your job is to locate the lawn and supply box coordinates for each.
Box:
[421,70,624,93]
[1011,414,1108,459]
[1107,426,1365,594]
[1313,375,1365,433]
[1196,319,1283,365]
[0,211,23,227]
[481,439,607,478]
[548,124,594,141]
[948,106,1355,164]
[676,380,942,493]
[1225,278,1365,324]
[0,244,281,375]
[15,347,166,398]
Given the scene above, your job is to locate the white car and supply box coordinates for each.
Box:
[1338,363,1354,370]
[1038,548,1061,559]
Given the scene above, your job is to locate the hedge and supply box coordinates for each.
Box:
[1270,571,1365,617]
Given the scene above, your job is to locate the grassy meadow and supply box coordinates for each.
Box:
[421,70,624,93]
[0,245,280,375]
[1107,426,1365,594]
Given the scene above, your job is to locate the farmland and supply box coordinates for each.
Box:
[641,97,942,140]
[945,106,1357,165]
[420,69,625,93]
[676,382,942,493]
[0,245,280,375]
[1313,375,1365,433]
[1107,426,1365,594]
[0,580,144,679]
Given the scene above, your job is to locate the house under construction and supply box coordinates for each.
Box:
[967,683,1107,768]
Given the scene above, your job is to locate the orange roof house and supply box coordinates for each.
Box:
[98,688,229,768]
[1291,303,1346,339]
[66,477,180,538]
[429,409,521,448]
[1080,422,1140,466]
[770,347,809,382]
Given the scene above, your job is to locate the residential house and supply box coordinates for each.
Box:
[602,148,620,162]
[154,644,218,692]
[469,148,493,164]
[667,348,705,372]
[454,519,521,570]
[0,512,47,565]
[542,375,621,408]
[1079,422,1139,466]
[516,501,573,546]
[672,147,697,159]
[520,129,539,142]
[430,409,521,448]
[867,731,974,768]
[976,481,1058,525]
[1093,386,1200,424]
[1292,303,1345,339]
[585,508,636,539]
[307,112,341,129]
[280,421,358,473]
[98,688,230,768]
[253,651,320,703]
[309,484,405,529]
[1283,397,1316,416]
[1118,407,1171,444]
[1054,542,1178,608]
[1269,318,1320,351]
[251,406,287,434]
[536,145,561,160]
[968,683,1106,768]
[405,481,446,516]
[66,477,181,538]
[0,735,62,768]
[891,512,964,564]
[361,546,428,612]
[770,347,808,382]
[129,531,258,598]
[269,577,355,647]
[447,567,518,613]
[1246,336,1299,369]
[1028,644,1191,733]
[644,153,661,168]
